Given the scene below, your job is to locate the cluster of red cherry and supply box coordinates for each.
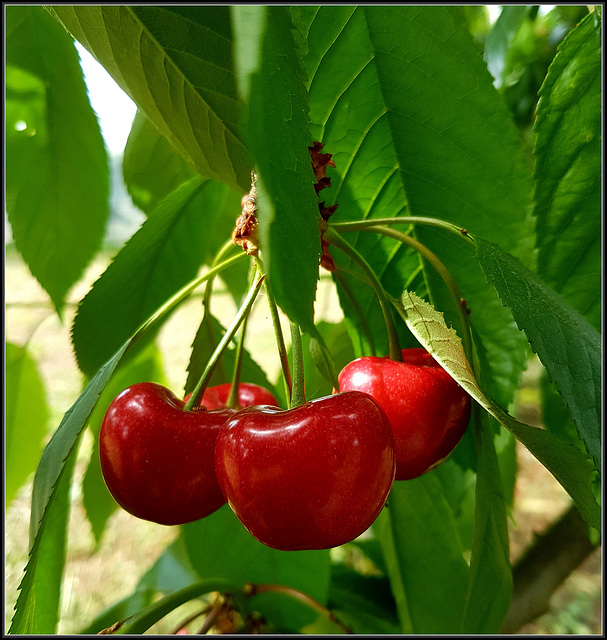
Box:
[100,348,470,551]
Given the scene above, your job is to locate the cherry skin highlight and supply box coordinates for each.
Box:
[337,348,471,480]
[214,390,396,551]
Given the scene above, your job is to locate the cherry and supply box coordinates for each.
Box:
[337,348,471,481]
[185,382,279,410]
[214,391,396,551]
[99,382,234,526]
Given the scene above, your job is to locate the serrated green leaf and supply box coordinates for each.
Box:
[8,342,129,634]
[399,288,600,533]
[376,474,469,633]
[5,342,49,508]
[123,110,196,215]
[5,5,109,316]
[9,451,76,634]
[182,505,331,632]
[234,6,321,333]
[474,236,601,473]
[533,11,601,329]
[50,5,252,192]
[72,178,241,378]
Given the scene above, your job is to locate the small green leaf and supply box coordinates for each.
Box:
[5,5,109,315]
[376,474,470,633]
[533,11,601,329]
[5,342,49,507]
[474,236,601,473]
[399,289,600,533]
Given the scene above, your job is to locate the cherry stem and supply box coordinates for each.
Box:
[288,322,307,408]
[365,225,473,363]
[244,583,352,634]
[323,226,403,362]
[255,255,292,401]
[184,268,265,412]
[202,239,240,382]
[330,216,475,245]
[226,268,258,410]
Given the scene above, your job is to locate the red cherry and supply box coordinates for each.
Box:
[214,391,396,551]
[185,382,279,410]
[99,382,233,526]
[337,348,471,481]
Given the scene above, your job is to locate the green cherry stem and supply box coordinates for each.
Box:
[323,226,403,362]
[184,268,265,412]
[254,254,292,401]
[289,322,306,408]
[225,269,257,410]
[330,216,475,246]
[364,225,473,363]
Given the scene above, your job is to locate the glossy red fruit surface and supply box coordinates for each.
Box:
[186,382,279,410]
[100,382,234,526]
[337,348,471,481]
[214,391,396,551]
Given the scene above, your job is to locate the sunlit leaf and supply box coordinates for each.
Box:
[5,5,109,315]
[50,5,252,192]
[474,236,601,473]
[5,342,49,508]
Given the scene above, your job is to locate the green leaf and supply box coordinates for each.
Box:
[327,564,399,634]
[484,6,530,88]
[5,5,109,315]
[5,342,49,507]
[72,178,241,378]
[8,341,129,634]
[460,409,512,633]
[474,236,601,473]
[234,6,321,333]
[533,11,602,329]
[50,5,252,192]
[9,451,77,634]
[302,6,533,408]
[123,110,196,215]
[399,289,600,533]
[182,504,331,632]
[375,474,469,633]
